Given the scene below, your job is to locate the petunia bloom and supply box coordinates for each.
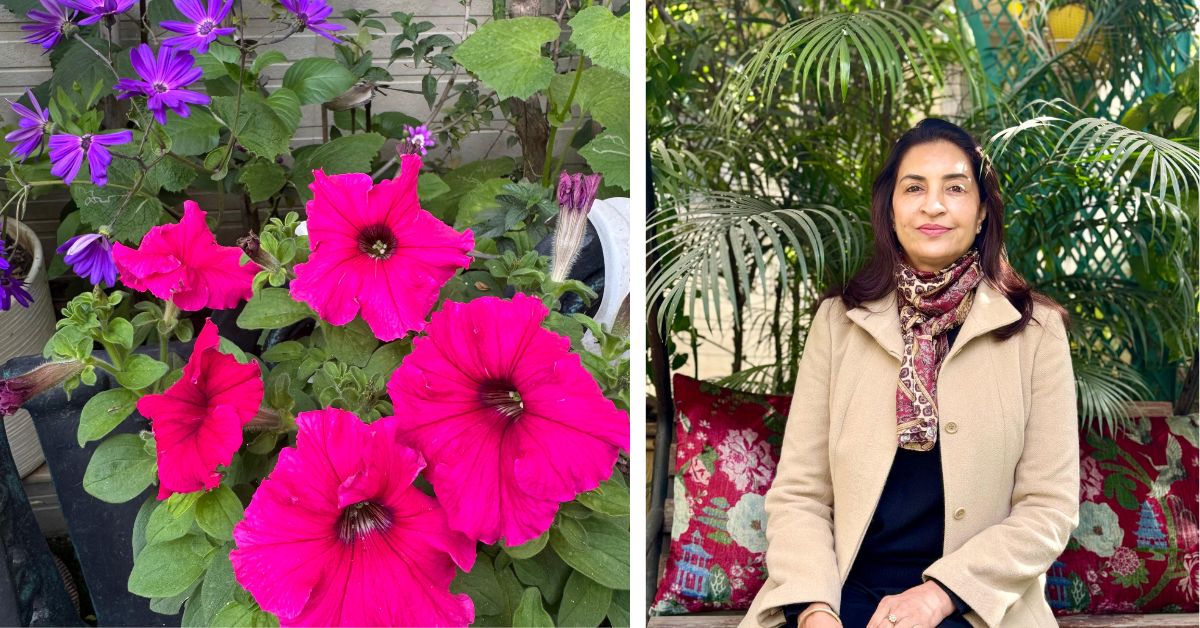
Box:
[289,154,473,341]
[63,0,135,25]
[21,0,77,52]
[112,200,259,311]
[279,0,344,43]
[550,171,602,281]
[387,294,630,545]
[137,319,263,499]
[114,44,209,124]
[160,0,235,54]
[0,360,85,417]
[403,124,435,156]
[48,130,133,187]
[56,232,117,287]
[6,90,52,160]
[230,408,476,626]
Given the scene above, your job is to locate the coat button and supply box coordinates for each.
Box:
[954,507,967,520]
[945,421,959,434]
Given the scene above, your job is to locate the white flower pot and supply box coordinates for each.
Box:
[1,219,56,477]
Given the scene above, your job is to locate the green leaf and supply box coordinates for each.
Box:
[290,133,386,202]
[195,485,244,541]
[83,434,157,503]
[452,17,560,99]
[363,341,410,378]
[372,111,422,140]
[251,50,288,76]
[454,178,509,229]
[511,548,572,606]
[102,317,135,349]
[607,589,630,627]
[503,531,548,560]
[210,93,292,160]
[150,580,199,615]
[266,88,302,133]
[512,588,553,627]
[579,130,629,191]
[237,288,312,329]
[145,495,197,545]
[550,67,629,136]
[424,158,516,222]
[128,536,214,599]
[548,515,629,590]
[576,472,629,517]
[212,601,279,627]
[321,318,378,367]
[49,35,114,106]
[72,157,165,242]
[282,58,357,105]
[239,159,287,203]
[146,155,198,193]
[194,547,238,627]
[557,570,612,627]
[78,388,138,446]
[163,109,222,156]
[568,6,630,77]
[418,172,450,201]
[114,354,169,390]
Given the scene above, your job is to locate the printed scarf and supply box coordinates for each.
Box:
[895,248,983,451]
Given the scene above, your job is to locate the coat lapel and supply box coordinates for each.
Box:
[844,281,1021,363]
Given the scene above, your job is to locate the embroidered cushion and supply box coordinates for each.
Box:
[650,374,791,614]
[1047,412,1199,614]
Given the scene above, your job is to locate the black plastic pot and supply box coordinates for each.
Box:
[2,353,181,627]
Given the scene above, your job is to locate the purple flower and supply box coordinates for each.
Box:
[5,90,51,160]
[1,361,85,416]
[403,124,436,156]
[62,0,135,25]
[0,270,32,311]
[160,0,236,55]
[0,241,10,273]
[279,0,344,43]
[56,233,116,287]
[48,130,133,187]
[557,171,602,214]
[21,0,77,51]
[114,44,209,124]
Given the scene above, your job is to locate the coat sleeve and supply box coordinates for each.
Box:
[752,298,842,624]
[922,311,1080,627]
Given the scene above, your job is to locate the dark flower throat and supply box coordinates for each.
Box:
[336,501,393,544]
[357,224,397,260]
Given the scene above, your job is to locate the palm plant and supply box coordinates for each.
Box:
[648,0,1199,432]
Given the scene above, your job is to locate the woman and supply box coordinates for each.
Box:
[741,118,1079,628]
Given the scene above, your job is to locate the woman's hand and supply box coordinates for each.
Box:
[798,603,842,628]
[866,581,955,628]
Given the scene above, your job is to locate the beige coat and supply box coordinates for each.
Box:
[741,282,1080,628]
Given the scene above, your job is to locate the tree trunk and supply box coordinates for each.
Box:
[507,0,550,181]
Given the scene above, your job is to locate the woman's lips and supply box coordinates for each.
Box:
[918,225,951,236]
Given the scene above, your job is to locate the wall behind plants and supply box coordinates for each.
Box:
[0,0,550,257]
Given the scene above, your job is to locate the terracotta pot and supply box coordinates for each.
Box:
[1,219,57,477]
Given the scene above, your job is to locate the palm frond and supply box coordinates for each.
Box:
[1074,357,1156,435]
[714,8,948,131]
[647,190,863,333]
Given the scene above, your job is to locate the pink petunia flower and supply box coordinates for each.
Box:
[137,319,263,499]
[230,408,475,626]
[387,294,630,545]
[112,200,259,311]
[289,154,473,341]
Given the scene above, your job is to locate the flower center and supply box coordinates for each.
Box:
[481,382,524,422]
[335,501,392,544]
[296,13,309,27]
[357,224,397,260]
[152,81,169,93]
[79,134,92,151]
[197,19,214,35]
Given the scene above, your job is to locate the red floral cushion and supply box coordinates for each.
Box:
[1048,412,1199,614]
[650,374,791,614]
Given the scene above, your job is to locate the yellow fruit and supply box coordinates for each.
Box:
[1047,3,1105,65]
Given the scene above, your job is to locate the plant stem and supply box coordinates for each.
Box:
[73,34,120,80]
[541,56,586,186]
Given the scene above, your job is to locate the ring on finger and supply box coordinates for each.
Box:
[886,614,899,624]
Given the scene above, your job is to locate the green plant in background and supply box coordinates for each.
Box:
[648,0,1198,433]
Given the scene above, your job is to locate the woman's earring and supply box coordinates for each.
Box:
[975,225,982,234]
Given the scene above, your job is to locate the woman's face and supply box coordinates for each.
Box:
[891,140,986,272]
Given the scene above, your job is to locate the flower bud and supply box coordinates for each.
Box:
[1,360,86,417]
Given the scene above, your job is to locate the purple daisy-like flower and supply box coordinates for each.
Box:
[114,44,209,125]
[5,90,52,160]
[403,124,435,156]
[160,0,236,55]
[0,270,32,311]
[0,241,10,273]
[279,0,344,43]
[62,0,135,25]
[57,233,117,287]
[21,0,78,52]
[48,130,133,187]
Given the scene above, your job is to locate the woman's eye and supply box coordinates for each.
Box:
[905,185,921,193]
[948,185,966,193]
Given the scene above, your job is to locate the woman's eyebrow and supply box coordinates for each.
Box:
[898,173,972,182]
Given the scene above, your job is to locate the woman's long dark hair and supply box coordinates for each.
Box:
[825,118,1068,338]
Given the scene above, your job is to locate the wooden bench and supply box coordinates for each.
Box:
[645,424,1196,628]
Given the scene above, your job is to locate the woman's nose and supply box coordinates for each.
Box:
[922,194,947,214]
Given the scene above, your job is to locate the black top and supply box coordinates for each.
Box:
[782,326,970,625]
